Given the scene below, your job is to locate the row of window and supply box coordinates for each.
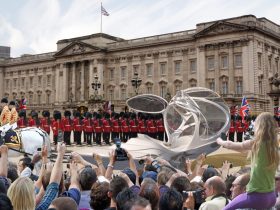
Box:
[257,53,279,72]
[109,54,243,80]
[5,75,52,90]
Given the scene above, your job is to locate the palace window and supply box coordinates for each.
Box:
[160,85,167,98]
[121,66,126,80]
[174,61,181,74]
[146,83,153,94]
[189,79,197,87]
[109,89,114,100]
[259,78,263,94]
[47,75,51,86]
[160,62,166,75]
[109,69,114,81]
[121,89,126,100]
[258,53,262,69]
[38,76,42,87]
[37,94,41,104]
[221,55,228,69]
[221,81,228,94]
[190,59,197,73]
[146,64,153,77]
[174,82,182,93]
[207,56,215,70]
[209,81,215,91]
[234,54,242,68]
[133,65,139,75]
[236,80,243,94]
[13,79,17,89]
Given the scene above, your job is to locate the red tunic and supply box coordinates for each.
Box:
[147,119,157,133]
[129,119,138,133]
[28,118,36,127]
[102,119,111,133]
[111,118,120,132]
[121,119,129,133]
[51,120,63,136]
[93,119,102,133]
[156,119,165,132]
[17,117,26,128]
[40,118,50,133]
[73,117,82,132]
[138,119,146,133]
[82,118,93,132]
[62,117,72,132]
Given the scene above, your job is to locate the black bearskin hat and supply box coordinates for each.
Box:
[1,98,8,104]
[85,112,92,118]
[64,110,71,117]
[43,110,50,117]
[19,110,26,118]
[31,111,38,118]
[130,112,136,119]
[96,113,101,119]
[75,111,81,118]
[9,101,16,106]
[53,111,62,120]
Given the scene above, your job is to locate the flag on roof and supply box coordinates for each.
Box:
[101,5,109,16]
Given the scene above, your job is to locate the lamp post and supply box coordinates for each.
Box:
[131,72,142,95]
[91,75,101,96]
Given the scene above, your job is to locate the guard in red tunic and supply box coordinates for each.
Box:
[93,113,103,145]
[236,117,243,142]
[138,113,147,135]
[228,117,235,141]
[51,111,63,145]
[121,113,130,142]
[73,111,82,146]
[156,114,165,141]
[62,110,72,145]
[146,115,157,139]
[28,113,36,127]
[102,112,111,145]
[17,110,27,129]
[40,111,51,135]
[129,113,138,138]
[111,113,120,140]
[83,112,93,145]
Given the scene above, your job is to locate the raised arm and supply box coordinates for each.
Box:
[49,143,66,184]
[216,137,254,152]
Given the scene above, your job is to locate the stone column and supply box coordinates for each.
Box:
[182,49,189,89]
[0,68,3,97]
[167,51,173,95]
[55,64,60,103]
[153,52,159,94]
[80,61,85,101]
[72,62,76,101]
[197,47,206,87]
[62,63,68,102]
[228,44,234,94]
[214,49,220,92]
[89,60,94,97]
[97,58,104,96]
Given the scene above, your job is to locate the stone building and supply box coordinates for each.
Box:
[0,14,280,114]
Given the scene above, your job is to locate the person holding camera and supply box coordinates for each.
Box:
[217,112,279,210]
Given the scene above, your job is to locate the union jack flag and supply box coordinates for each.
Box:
[239,96,250,122]
[101,5,109,16]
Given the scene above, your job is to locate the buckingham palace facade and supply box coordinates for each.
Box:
[0,14,280,114]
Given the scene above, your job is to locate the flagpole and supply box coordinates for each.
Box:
[100,2,102,33]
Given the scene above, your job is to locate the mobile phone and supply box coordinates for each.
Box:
[37,148,42,155]
[138,159,145,165]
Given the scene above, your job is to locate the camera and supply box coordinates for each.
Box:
[114,138,128,161]
[182,189,205,204]
[220,132,227,141]
[138,159,145,165]
[244,124,254,140]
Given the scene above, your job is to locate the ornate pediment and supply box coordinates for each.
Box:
[54,41,106,57]
[195,21,249,38]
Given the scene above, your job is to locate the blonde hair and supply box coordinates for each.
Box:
[7,177,35,210]
[251,112,279,169]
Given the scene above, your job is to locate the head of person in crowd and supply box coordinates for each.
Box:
[224,175,237,198]
[230,173,250,199]
[204,176,226,198]
[79,165,97,191]
[140,171,158,184]
[8,101,16,110]
[42,171,65,195]
[0,181,7,194]
[7,177,35,210]
[159,188,183,210]
[0,193,13,210]
[49,197,77,210]
[8,162,19,183]
[170,175,191,194]
[17,156,32,176]
[116,188,138,210]
[252,112,279,169]
[202,166,219,183]
[157,165,176,186]
[90,181,110,210]
[1,98,8,108]
[139,178,159,210]
[108,176,129,202]
[124,197,152,210]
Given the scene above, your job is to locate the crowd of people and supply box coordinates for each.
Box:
[1,97,280,209]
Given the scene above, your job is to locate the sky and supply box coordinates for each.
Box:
[0,0,280,57]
